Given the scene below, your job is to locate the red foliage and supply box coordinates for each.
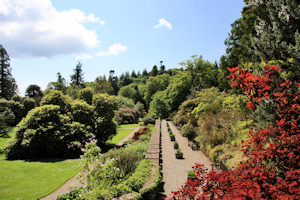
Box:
[168,65,300,199]
[131,127,149,140]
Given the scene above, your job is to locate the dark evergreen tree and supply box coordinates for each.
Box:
[225,3,260,67]
[150,65,158,76]
[0,45,18,99]
[248,0,299,62]
[131,70,137,78]
[142,68,148,76]
[70,62,85,86]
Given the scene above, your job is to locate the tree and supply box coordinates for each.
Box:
[225,0,299,80]
[248,0,299,62]
[95,76,113,94]
[57,72,65,84]
[142,68,148,76]
[119,76,132,87]
[150,65,158,76]
[25,84,43,98]
[0,45,18,99]
[159,60,166,74]
[44,82,66,94]
[70,62,85,86]
[248,0,300,81]
[108,70,119,95]
[144,74,170,106]
[92,93,117,145]
[179,55,217,89]
[118,85,137,101]
[131,70,137,78]
[217,55,231,91]
[150,91,170,119]
[225,3,260,67]
[66,84,83,99]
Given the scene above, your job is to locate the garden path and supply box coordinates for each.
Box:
[158,120,213,199]
[116,126,140,146]
[40,126,140,200]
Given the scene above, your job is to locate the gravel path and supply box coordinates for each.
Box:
[159,120,213,198]
[40,126,139,200]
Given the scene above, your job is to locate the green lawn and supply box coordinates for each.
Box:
[108,124,139,145]
[0,128,81,200]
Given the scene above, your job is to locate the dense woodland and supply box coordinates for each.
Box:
[0,0,299,199]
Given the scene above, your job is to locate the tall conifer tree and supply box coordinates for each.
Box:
[0,45,18,99]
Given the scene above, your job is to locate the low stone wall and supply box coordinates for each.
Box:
[145,119,161,165]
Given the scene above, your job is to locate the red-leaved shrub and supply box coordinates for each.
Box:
[131,127,149,141]
[168,65,300,199]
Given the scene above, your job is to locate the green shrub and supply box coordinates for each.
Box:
[78,87,94,105]
[181,123,196,140]
[22,97,36,115]
[173,114,189,127]
[5,105,94,159]
[70,100,94,128]
[40,90,71,114]
[116,107,140,125]
[83,156,152,199]
[95,159,153,199]
[187,170,196,176]
[57,188,83,200]
[123,139,135,146]
[11,95,23,102]
[7,100,24,125]
[209,145,225,163]
[139,134,150,142]
[141,116,155,125]
[100,145,146,177]
[136,165,161,200]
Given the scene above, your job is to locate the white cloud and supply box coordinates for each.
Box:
[75,53,92,60]
[0,0,104,58]
[154,18,172,30]
[60,9,105,25]
[97,43,127,56]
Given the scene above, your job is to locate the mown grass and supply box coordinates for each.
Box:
[0,128,81,200]
[108,124,139,145]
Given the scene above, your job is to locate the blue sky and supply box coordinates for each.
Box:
[0,0,245,95]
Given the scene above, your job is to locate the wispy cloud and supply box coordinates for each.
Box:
[97,43,127,56]
[0,0,103,58]
[154,18,172,30]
